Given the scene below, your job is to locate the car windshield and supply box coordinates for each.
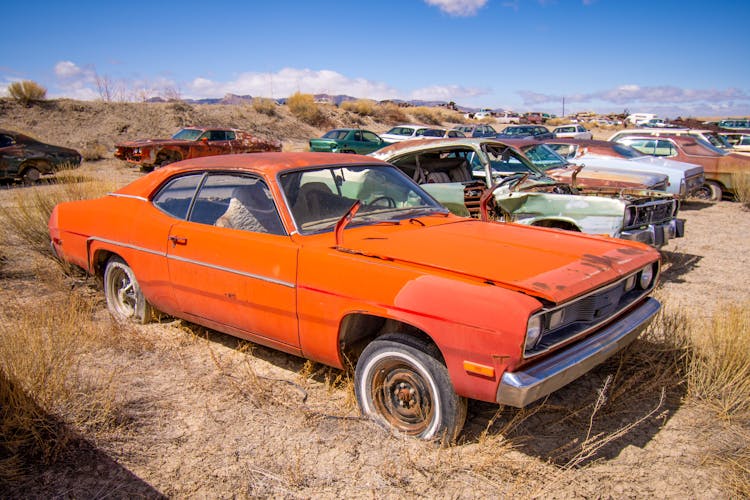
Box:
[419,129,446,137]
[172,128,203,141]
[522,144,569,170]
[483,144,543,175]
[322,130,350,140]
[611,143,645,158]
[686,138,727,156]
[501,126,534,136]
[701,132,731,149]
[279,165,447,234]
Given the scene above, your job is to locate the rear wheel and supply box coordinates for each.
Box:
[21,166,41,184]
[695,181,722,201]
[103,256,153,324]
[355,334,467,442]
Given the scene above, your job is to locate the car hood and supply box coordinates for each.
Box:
[342,218,656,304]
[580,154,703,178]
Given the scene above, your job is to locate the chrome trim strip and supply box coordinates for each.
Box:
[88,237,166,257]
[107,193,148,201]
[87,237,294,288]
[497,297,660,407]
[168,254,295,288]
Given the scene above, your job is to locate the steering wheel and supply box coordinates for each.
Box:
[368,196,397,208]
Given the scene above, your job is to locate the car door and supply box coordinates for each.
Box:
[165,172,300,348]
[359,131,384,154]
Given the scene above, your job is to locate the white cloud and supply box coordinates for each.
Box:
[424,0,488,16]
[410,84,489,101]
[54,61,88,79]
[185,68,400,101]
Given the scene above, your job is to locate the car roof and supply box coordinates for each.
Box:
[372,137,518,158]
[115,152,389,197]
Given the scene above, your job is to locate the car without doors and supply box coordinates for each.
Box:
[49,152,661,441]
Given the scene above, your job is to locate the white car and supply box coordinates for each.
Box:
[546,140,705,199]
[552,124,592,140]
[496,112,521,124]
[379,124,433,143]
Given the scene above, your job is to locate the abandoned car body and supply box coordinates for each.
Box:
[614,135,750,201]
[502,139,670,192]
[544,139,705,199]
[114,127,281,171]
[0,129,82,182]
[48,152,661,440]
[373,139,683,248]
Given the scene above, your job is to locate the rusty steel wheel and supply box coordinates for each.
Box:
[694,181,722,202]
[355,335,467,442]
[103,256,153,324]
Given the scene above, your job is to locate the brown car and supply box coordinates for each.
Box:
[614,135,750,201]
[115,127,281,171]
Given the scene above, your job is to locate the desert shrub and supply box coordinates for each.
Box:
[341,99,376,117]
[546,118,567,126]
[80,143,108,161]
[7,80,47,106]
[373,103,408,124]
[685,302,750,421]
[0,178,115,256]
[408,106,463,126]
[0,294,122,485]
[252,97,277,117]
[731,171,750,207]
[286,92,325,126]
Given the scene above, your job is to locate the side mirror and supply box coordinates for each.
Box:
[201,137,209,142]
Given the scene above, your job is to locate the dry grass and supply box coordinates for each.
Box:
[341,99,376,117]
[408,106,462,125]
[286,92,326,126]
[252,97,278,117]
[0,292,124,485]
[80,143,109,161]
[686,302,750,422]
[7,80,47,106]
[373,103,409,124]
[0,176,115,255]
[731,171,750,207]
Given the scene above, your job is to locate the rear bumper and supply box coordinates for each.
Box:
[496,297,660,408]
[620,218,685,248]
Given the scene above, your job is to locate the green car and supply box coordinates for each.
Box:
[309,129,389,155]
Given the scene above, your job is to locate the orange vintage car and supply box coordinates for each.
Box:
[48,152,661,441]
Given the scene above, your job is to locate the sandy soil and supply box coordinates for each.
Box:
[1,102,748,497]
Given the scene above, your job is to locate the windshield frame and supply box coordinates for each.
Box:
[172,128,204,141]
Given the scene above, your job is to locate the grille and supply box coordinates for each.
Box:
[625,198,676,230]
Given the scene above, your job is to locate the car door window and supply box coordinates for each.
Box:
[225,131,236,140]
[655,140,676,157]
[192,174,285,235]
[362,131,380,143]
[152,174,204,219]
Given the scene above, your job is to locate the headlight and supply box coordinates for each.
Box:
[624,274,637,292]
[623,206,637,227]
[134,147,141,154]
[638,264,654,289]
[525,316,542,351]
[548,309,565,330]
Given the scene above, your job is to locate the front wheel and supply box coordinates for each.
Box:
[694,181,722,201]
[355,335,467,442]
[21,166,41,184]
[103,256,153,324]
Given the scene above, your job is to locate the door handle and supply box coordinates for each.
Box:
[168,236,187,246]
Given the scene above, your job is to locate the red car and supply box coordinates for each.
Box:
[49,152,661,440]
[115,127,281,171]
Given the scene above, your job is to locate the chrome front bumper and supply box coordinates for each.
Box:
[496,297,661,408]
[621,218,685,248]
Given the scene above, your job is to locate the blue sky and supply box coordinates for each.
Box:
[2,0,748,117]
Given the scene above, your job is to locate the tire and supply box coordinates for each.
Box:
[156,151,181,168]
[355,334,467,442]
[21,166,41,184]
[103,256,153,324]
[695,181,722,202]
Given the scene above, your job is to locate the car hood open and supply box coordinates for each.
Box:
[341,218,656,304]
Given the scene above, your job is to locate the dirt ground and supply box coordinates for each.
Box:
[1,102,748,497]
